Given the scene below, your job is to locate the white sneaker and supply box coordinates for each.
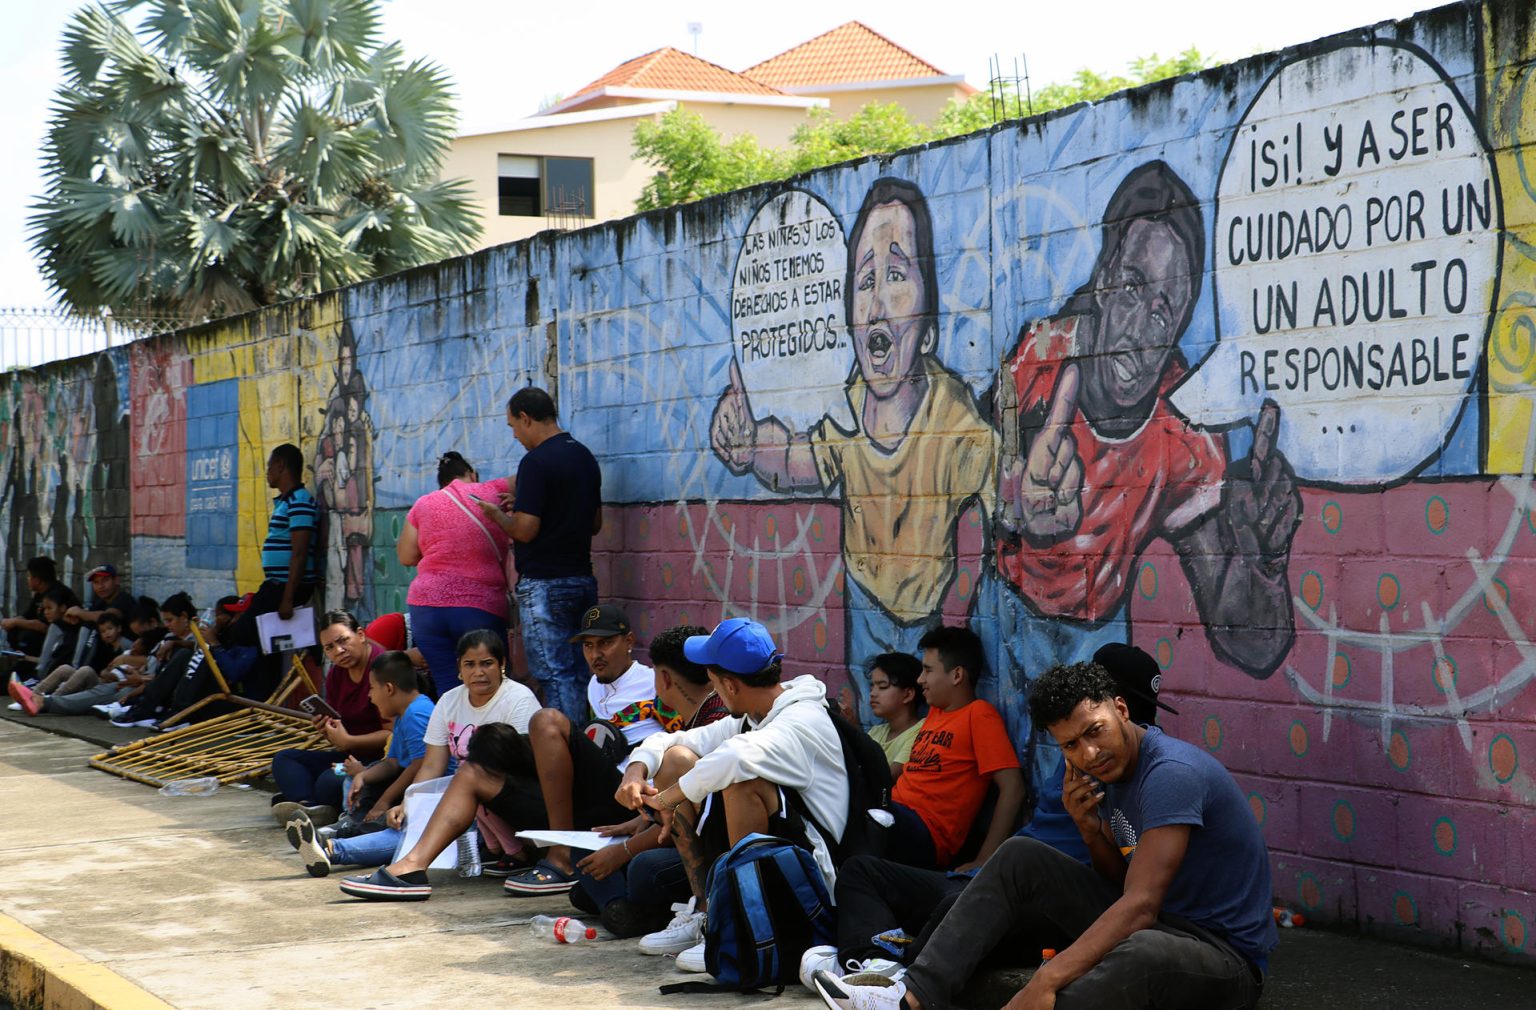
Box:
[638,897,705,955]
[675,940,708,973]
[812,971,907,1010]
[800,946,904,992]
[6,702,19,712]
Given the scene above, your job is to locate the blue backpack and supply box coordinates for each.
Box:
[660,832,836,994]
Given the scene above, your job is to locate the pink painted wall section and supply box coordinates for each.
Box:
[129,340,191,538]
[1134,482,1536,958]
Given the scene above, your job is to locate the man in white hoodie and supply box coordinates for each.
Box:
[615,617,849,973]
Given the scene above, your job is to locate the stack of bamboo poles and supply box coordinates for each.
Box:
[92,625,331,787]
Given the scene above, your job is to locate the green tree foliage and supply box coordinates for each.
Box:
[634,49,1217,211]
[31,0,481,319]
[632,108,788,211]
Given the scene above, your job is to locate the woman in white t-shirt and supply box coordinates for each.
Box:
[357,632,532,849]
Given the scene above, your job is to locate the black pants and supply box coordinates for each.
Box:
[834,855,1057,965]
[122,647,195,721]
[904,837,1262,1010]
[227,580,313,698]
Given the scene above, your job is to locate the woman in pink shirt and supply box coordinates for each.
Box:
[398,452,515,695]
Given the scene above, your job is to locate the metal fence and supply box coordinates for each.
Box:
[0,306,192,371]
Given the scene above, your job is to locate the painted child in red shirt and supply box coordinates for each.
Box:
[887,626,1025,871]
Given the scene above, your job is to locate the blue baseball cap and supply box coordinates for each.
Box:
[684,618,781,676]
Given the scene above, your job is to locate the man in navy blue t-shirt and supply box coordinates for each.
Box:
[478,387,601,722]
[816,660,1276,1010]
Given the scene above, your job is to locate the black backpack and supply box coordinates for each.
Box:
[787,701,894,863]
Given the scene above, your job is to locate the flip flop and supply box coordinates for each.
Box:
[502,859,579,895]
[338,867,431,901]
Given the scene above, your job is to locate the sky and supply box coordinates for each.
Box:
[0,0,1421,308]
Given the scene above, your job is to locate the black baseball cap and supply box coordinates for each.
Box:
[569,603,632,641]
[1093,643,1178,723]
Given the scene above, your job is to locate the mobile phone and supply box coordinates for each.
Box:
[465,492,489,505]
[298,694,341,720]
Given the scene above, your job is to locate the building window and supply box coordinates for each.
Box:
[498,154,594,218]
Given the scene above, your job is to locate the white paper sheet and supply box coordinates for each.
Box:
[514,829,623,850]
[392,775,460,870]
[255,606,316,654]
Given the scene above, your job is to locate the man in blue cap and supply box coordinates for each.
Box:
[615,617,849,973]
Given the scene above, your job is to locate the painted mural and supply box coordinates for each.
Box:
[2,0,1535,963]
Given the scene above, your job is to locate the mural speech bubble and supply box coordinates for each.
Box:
[1171,43,1500,484]
[730,189,853,432]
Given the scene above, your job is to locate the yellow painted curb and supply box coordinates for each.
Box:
[0,912,176,1010]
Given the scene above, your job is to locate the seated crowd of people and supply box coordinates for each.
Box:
[1,423,1277,1010]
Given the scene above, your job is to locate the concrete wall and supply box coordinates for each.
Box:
[6,0,1536,962]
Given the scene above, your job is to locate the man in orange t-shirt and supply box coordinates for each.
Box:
[888,626,1024,870]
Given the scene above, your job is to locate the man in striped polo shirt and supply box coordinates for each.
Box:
[229,444,318,689]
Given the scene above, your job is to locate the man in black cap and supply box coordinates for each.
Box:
[66,563,133,627]
[504,603,664,895]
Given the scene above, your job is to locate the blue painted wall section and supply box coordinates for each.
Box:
[184,379,239,570]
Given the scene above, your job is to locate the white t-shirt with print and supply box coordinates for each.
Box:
[425,678,541,763]
[587,660,662,744]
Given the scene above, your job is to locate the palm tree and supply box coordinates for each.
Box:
[30,0,482,320]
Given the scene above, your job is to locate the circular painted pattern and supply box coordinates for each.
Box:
[791,566,808,597]
[1528,506,1536,537]
[1388,730,1413,772]
[813,618,829,653]
[1137,562,1159,600]
[1490,734,1519,784]
[763,514,778,541]
[636,515,651,542]
[1332,800,1356,842]
[1425,495,1450,535]
[1321,500,1343,534]
[1298,873,1323,912]
[1502,911,1528,953]
[1432,655,1459,695]
[1393,891,1419,926]
[660,563,675,589]
[1203,716,1223,752]
[1483,577,1510,615]
[1248,792,1267,826]
[956,567,973,600]
[1332,652,1353,689]
[834,569,846,598]
[1289,721,1310,757]
[1432,816,1457,857]
[677,512,691,538]
[810,517,825,542]
[1155,638,1173,669]
[1377,573,1402,611]
[1299,570,1325,611]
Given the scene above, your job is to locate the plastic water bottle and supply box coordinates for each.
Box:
[530,915,597,943]
[158,777,220,797]
[456,827,483,877]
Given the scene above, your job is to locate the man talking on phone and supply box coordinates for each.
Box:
[814,660,1275,1010]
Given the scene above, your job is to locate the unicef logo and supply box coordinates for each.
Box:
[219,449,232,480]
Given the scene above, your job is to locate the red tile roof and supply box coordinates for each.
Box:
[745,21,949,89]
[569,47,786,100]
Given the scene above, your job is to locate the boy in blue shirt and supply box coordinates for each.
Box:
[289,651,432,876]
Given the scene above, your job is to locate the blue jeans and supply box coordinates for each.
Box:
[576,846,689,912]
[844,574,930,728]
[515,575,598,722]
[410,604,509,697]
[332,827,402,867]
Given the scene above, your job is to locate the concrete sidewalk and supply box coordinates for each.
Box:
[1,718,1532,1010]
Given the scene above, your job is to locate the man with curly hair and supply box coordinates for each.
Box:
[814,660,1275,1010]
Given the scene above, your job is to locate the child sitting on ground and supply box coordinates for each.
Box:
[863,653,926,780]
[8,608,131,716]
[288,651,435,876]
